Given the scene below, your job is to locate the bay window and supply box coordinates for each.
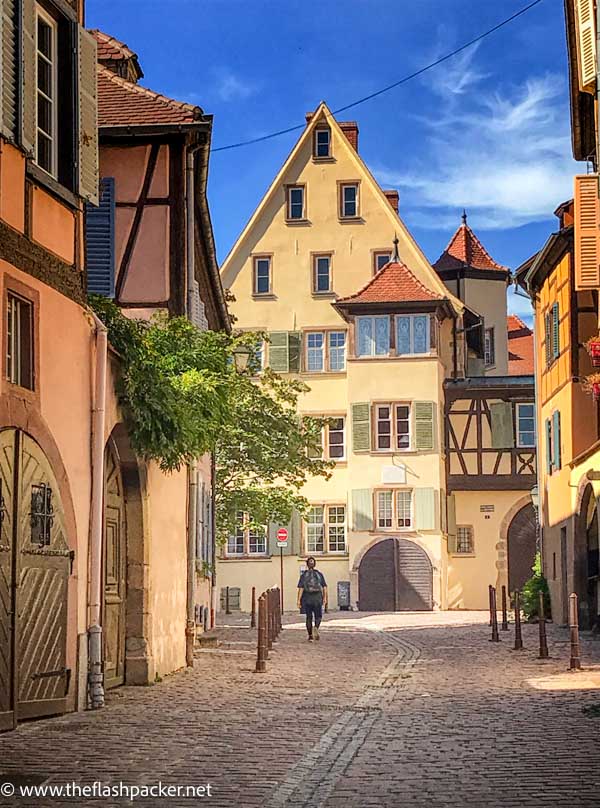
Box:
[396,315,430,355]
[357,316,390,357]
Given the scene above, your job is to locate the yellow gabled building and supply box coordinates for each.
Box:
[219,103,537,613]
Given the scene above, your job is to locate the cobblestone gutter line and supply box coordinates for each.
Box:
[265,632,421,808]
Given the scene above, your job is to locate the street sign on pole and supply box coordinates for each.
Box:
[276,527,288,548]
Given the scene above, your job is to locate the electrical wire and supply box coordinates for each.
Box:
[211,0,545,153]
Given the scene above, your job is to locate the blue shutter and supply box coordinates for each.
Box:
[85,177,115,297]
[545,419,552,474]
[552,410,561,470]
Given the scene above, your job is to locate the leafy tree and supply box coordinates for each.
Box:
[520,553,551,620]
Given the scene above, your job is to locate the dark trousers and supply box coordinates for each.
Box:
[304,598,323,636]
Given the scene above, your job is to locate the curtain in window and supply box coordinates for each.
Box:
[358,317,373,356]
[396,316,411,354]
[375,317,389,355]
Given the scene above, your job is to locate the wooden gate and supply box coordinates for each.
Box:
[507,503,537,593]
[359,538,433,611]
[103,443,126,689]
[0,429,71,731]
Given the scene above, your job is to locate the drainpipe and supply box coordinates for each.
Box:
[88,312,107,708]
[185,142,202,667]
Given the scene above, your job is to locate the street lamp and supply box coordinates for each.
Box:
[232,344,251,372]
[530,485,539,514]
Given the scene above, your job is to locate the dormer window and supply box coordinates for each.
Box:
[286,185,306,221]
[314,128,331,158]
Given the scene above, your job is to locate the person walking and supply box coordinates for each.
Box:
[297,556,327,641]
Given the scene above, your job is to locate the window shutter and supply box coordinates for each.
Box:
[78,26,99,205]
[190,280,208,330]
[19,0,35,154]
[575,0,597,90]
[415,401,435,451]
[0,0,17,139]
[415,488,436,531]
[269,519,294,556]
[545,418,552,474]
[85,177,115,297]
[268,332,289,372]
[288,332,302,372]
[552,302,560,359]
[290,509,301,556]
[544,312,552,366]
[351,402,371,452]
[490,401,514,449]
[574,174,600,290]
[447,493,457,553]
[440,488,447,534]
[351,489,373,532]
[553,410,561,470]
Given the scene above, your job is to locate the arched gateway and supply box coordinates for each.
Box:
[507,503,537,594]
[358,538,433,611]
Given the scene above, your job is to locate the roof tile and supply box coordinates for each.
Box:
[507,314,534,375]
[434,219,507,272]
[337,260,442,305]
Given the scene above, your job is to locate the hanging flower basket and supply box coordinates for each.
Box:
[584,373,600,401]
[585,337,600,367]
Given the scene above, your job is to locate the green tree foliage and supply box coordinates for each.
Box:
[520,553,551,620]
[89,298,332,539]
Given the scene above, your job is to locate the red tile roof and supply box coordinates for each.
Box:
[337,261,442,305]
[97,66,203,128]
[90,30,138,62]
[507,314,534,375]
[434,218,507,272]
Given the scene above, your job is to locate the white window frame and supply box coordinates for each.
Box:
[340,183,359,218]
[314,128,331,158]
[484,327,495,367]
[306,506,325,553]
[287,185,305,220]
[328,331,346,372]
[456,525,475,555]
[253,256,271,295]
[356,315,390,357]
[35,6,59,178]
[327,505,347,552]
[305,504,346,554]
[516,402,536,448]
[375,402,412,452]
[306,331,325,372]
[376,489,413,531]
[395,314,431,356]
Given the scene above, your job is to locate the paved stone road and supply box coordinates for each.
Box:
[1,611,599,807]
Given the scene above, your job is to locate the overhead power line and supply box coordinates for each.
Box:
[211,0,545,153]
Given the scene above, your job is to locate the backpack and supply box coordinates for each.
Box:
[303,569,323,596]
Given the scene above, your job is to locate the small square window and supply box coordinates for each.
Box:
[6,293,34,390]
[254,257,271,295]
[313,255,332,293]
[287,186,305,220]
[340,184,359,218]
[314,129,331,158]
[456,526,474,554]
[374,252,391,273]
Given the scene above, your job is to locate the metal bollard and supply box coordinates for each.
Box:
[514,590,523,650]
[225,586,231,616]
[267,589,274,649]
[538,591,549,659]
[255,594,267,672]
[488,584,493,626]
[251,586,256,629]
[490,587,500,642]
[501,585,509,631]
[569,593,581,670]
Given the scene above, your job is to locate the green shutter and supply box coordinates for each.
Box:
[544,313,551,366]
[545,418,552,474]
[440,488,447,534]
[352,403,371,452]
[351,489,373,531]
[415,488,436,531]
[20,0,35,154]
[447,493,457,553]
[78,26,99,205]
[0,0,18,139]
[553,410,561,470]
[269,331,289,372]
[288,332,302,372]
[552,302,560,360]
[290,509,301,556]
[415,401,435,451]
[490,401,514,449]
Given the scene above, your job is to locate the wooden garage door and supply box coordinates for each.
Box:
[359,538,433,611]
[507,503,537,593]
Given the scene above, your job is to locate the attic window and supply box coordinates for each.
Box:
[314,128,331,159]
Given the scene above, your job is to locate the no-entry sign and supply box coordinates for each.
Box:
[276,528,288,547]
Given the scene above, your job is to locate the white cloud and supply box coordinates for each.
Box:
[374,63,578,230]
[507,287,534,326]
[215,70,257,102]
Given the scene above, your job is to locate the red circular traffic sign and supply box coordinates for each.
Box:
[276,528,288,542]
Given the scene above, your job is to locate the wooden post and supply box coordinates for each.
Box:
[490,587,500,642]
[250,586,256,629]
[569,593,581,670]
[225,586,231,615]
[267,589,273,649]
[538,591,549,659]
[501,585,509,631]
[255,594,267,672]
[514,590,523,650]
[488,584,493,626]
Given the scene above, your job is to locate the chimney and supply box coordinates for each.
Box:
[339,122,359,152]
[383,190,399,214]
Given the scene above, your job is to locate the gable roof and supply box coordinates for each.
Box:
[337,260,442,305]
[90,29,144,81]
[97,66,203,128]
[507,314,534,375]
[220,101,463,313]
[434,215,507,273]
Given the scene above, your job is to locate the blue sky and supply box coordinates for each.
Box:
[87,0,578,322]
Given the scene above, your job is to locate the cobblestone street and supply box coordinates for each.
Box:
[1,611,599,808]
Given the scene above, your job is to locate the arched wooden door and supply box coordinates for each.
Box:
[507,503,537,593]
[103,443,127,689]
[0,429,71,731]
[359,538,433,611]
